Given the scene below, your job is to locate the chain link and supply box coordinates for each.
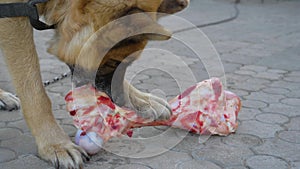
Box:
[43,71,71,87]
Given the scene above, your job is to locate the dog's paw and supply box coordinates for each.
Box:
[0,89,20,111]
[129,92,172,122]
[38,140,89,169]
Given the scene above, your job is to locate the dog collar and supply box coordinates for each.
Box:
[0,0,55,30]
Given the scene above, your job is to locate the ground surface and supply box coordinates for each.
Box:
[0,0,300,168]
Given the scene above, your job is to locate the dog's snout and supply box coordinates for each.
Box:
[158,0,189,14]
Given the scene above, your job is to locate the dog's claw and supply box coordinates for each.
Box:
[145,94,172,121]
[0,89,20,111]
[124,82,172,122]
[130,92,172,122]
[39,141,87,169]
[54,151,60,169]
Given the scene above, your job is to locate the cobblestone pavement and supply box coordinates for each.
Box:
[1,0,300,168]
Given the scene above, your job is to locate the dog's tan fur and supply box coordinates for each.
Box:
[0,0,188,168]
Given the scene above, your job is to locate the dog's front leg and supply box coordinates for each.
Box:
[0,18,88,168]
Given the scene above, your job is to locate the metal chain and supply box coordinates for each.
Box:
[43,71,71,87]
[11,71,71,97]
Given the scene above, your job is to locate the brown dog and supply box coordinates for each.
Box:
[0,0,189,168]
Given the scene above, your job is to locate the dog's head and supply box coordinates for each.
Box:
[42,0,189,72]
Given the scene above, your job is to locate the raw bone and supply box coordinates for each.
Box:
[65,78,241,153]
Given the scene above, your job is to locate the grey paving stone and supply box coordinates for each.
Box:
[176,159,222,169]
[223,62,241,73]
[104,129,187,158]
[284,76,300,83]
[281,98,300,107]
[230,81,265,92]
[268,80,300,90]
[278,130,300,144]
[233,43,273,57]
[200,136,222,145]
[291,161,300,169]
[0,128,22,141]
[227,89,249,97]
[242,100,267,109]
[220,53,257,65]
[0,83,16,96]
[225,166,248,169]
[267,69,288,74]
[245,78,271,86]
[0,122,5,128]
[60,117,74,125]
[191,141,253,167]
[140,76,178,87]
[48,92,65,108]
[127,73,151,83]
[84,164,112,169]
[134,83,160,93]
[262,87,290,95]
[1,134,37,156]
[130,151,192,169]
[132,126,165,138]
[244,91,284,104]
[53,109,71,120]
[245,155,289,169]
[255,113,289,125]
[253,139,300,162]
[288,71,300,77]
[257,44,300,71]
[255,72,283,80]
[214,40,251,55]
[48,85,69,94]
[284,117,300,131]
[0,110,23,122]
[43,66,69,76]
[262,103,300,117]
[235,70,256,76]
[114,163,152,169]
[102,137,146,157]
[61,124,77,137]
[170,133,205,153]
[0,147,16,163]
[109,129,194,159]
[221,134,263,148]
[226,74,251,84]
[85,149,127,169]
[7,120,30,133]
[0,154,52,169]
[237,120,283,138]
[286,89,300,98]
[238,108,263,121]
[240,65,268,73]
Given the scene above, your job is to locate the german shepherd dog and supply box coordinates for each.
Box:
[0,0,189,168]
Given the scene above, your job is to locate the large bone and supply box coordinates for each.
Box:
[65,78,241,154]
